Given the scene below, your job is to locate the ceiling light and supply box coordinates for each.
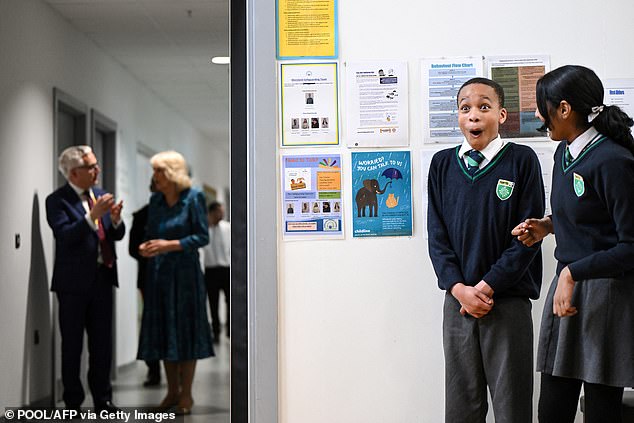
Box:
[211,56,230,65]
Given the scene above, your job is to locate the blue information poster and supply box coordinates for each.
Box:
[351,151,412,237]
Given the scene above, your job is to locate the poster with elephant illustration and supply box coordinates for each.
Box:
[282,154,343,239]
[351,151,412,237]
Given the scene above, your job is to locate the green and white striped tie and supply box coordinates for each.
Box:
[466,150,485,175]
[564,146,573,167]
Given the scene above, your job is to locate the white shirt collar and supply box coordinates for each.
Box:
[567,126,599,159]
[69,181,90,198]
[458,135,505,166]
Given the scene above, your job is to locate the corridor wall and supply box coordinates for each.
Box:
[275,0,634,422]
[0,0,229,406]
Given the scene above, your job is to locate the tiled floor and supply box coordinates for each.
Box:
[111,336,230,423]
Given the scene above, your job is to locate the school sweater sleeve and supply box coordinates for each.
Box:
[427,153,465,291]
[483,151,545,294]
[568,156,634,280]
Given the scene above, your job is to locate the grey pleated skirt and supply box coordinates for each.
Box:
[537,273,634,387]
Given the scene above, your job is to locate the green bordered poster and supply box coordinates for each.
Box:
[280,62,339,147]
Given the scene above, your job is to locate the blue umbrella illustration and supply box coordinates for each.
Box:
[381,167,403,187]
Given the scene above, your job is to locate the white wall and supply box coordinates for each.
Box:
[0,0,229,406]
[277,1,634,422]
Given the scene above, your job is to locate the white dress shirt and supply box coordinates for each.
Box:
[567,126,599,160]
[203,220,231,268]
[68,182,99,231]
[458,135,506,169]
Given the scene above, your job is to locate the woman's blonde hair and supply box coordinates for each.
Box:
[150,150,192,191]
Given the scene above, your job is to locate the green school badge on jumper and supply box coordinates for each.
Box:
[496,179,515,201]
[573,172,585,197]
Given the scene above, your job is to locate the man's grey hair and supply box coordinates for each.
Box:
[58,145,93,179]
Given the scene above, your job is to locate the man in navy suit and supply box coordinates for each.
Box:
[46,145,124,412]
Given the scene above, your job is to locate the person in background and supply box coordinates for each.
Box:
[137,151,213,415]
[512,65,634,423]
[46,145,124,413]
[203,202,231,342]
[128,179,160,387]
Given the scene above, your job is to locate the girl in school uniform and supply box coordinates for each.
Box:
[513,65,634,423]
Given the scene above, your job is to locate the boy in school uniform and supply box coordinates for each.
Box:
[427,77,545,423]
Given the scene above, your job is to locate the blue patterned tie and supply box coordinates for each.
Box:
[466,150,485,175]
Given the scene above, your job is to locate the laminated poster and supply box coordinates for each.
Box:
[280,62,339,147]
[486,55,550,140]
[282,154,343,239]
[276,0,338,59]
[351,151,412,237]
[421,57,484,144]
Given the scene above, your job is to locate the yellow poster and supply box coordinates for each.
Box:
[277,0,338,59]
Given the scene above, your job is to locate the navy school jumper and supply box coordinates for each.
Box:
[551,135,634,280]
[427,142,545,298]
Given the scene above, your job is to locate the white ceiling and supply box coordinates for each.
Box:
[44,0,230,146]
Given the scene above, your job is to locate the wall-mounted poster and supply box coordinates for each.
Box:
[276,0,338,59]
[485,55,550,140]
[421,57,484,144]
[351,151,412,237]
[604,79,634,120]
[282,154,343,239]
[280,62,339,147]
[345,61,409,147]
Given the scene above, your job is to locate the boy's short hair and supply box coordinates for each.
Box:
[457,77,505,108]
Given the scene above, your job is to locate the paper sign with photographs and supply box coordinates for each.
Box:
[280,62,339,147]
[282,154,343,239]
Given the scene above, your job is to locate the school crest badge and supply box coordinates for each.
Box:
[573,173,585,197]
[496,179,515,201]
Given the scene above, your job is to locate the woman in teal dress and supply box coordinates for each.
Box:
[138,150,213,414]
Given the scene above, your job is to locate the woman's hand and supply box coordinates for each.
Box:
[138,239,182,257]
[511,217,553,247]
[553,266,578,317]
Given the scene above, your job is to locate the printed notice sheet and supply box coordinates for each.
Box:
[351,151,412,237]
[280,62,339,147]
[276,0,338,59]
[421,57,484,143]
[345,61,409,147]
[604,79,634,120]
[486,55,550,140]
[282,154,343,239]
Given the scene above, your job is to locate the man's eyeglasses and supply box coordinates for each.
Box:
[76,163,99,171]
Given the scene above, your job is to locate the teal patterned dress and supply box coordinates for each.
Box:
[137,188,214,361]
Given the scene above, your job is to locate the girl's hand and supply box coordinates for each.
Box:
[553,266,578,317]
[511,217,553,247]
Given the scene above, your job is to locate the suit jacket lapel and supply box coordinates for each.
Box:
[61,183,90,222]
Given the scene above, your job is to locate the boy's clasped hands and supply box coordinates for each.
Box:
[451,280,494,318]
